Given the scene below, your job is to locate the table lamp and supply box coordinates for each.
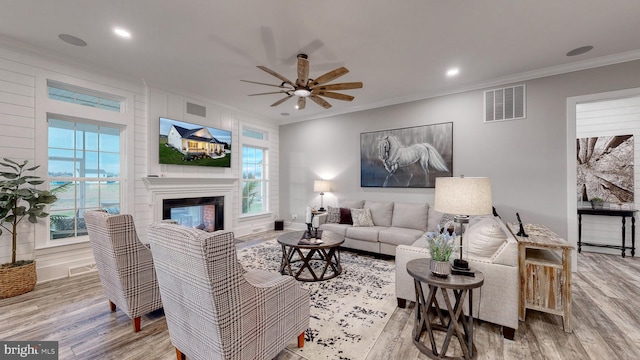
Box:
[433,176,493,271]
[314,180,331,211]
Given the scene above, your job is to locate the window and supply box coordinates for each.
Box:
[242,127,268,140]
[241,146,267,215]
[48,117,121,240]
[47,80,123,112]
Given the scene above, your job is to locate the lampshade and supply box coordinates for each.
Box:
[433,176,493,215]
[314,180,331,193]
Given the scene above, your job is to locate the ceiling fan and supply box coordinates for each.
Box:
[242,54,363,110]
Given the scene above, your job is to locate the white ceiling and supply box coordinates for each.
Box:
[2,0,640,124]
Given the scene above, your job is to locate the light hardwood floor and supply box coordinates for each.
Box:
[1,243,639,359]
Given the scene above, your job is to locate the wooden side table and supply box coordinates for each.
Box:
[407,258,484,360]
[508,223,573,332]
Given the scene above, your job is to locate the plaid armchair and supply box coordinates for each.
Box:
[85,210,163,332]
[148,222,310,360]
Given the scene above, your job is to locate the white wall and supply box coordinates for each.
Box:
[279,60,640,265]
[576,95,640,255]
[0,44,278,282]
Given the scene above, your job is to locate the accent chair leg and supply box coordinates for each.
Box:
[297,332,305,348]
[109,301,116,312]
[175,348,186,360]
[132,317,141,332]
[503,326,516,340]
[397,298,406,308]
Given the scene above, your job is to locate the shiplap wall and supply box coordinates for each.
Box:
[576,96,640,255]
[0,44,278,281]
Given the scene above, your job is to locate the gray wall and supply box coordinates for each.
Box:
[279,60,640,239]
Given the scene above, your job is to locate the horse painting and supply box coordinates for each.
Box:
[377,135,449,187]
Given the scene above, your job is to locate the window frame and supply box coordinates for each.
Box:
[239,124,270,218]
[34,70,135,249]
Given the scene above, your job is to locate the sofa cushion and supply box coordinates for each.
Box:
[379,227,424,247]
[427,207,444,232]
[326,206,340,223]
[364,201,394,227]
[320,223,350,237]
[339,199,365,209]
[465,217,508,258]
[339,208,353,224]
[351,208,374,227]
[346,226,385,242]
[391,202,429,232]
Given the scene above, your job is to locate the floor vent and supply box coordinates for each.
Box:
[68,263,97,277]
[186,102,206,117]
[484,84,526,123]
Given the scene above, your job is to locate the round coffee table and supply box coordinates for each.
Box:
[277,230,344,282]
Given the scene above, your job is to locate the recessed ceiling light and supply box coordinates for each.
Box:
[58,34,87,47]
[566,46,593,57]
[446,68,460,77]
[113,27,132,39]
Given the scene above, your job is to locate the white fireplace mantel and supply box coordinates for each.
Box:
[142,176,237,191]
[142,176,238,227]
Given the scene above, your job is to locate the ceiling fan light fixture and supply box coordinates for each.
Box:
[293,89,311,97]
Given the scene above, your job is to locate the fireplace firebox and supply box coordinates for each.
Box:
[162,196,224,232]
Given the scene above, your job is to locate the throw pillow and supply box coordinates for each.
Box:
[465,217,508,258]
[327,206,340,223]
[339,207,353,225]
[351,208,375,227]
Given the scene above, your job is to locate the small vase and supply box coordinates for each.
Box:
[429,259,451,278]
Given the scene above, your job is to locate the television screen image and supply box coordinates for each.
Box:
[159,117,231,167]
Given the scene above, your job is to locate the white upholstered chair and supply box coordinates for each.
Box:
[148,222,310,360]
[84,210,163,332]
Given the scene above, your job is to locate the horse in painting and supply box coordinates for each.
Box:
[378,135,449,187]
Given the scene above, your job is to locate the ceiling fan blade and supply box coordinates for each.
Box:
[309,94,332,109]
[248,91,289,96]
[257,66,295,87]
[241,80,290,89]
[311,82,363,91]
[297,55,309,87]
[270,95,294,107]
[315,91,354,101]
[297,96,306,110]
[309,67,349,87]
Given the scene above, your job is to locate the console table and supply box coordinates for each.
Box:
[577,207,637,257]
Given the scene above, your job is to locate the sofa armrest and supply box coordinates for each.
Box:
[395,245,431,304]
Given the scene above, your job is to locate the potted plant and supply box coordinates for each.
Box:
[590,197,604,210]
[0,159,59,298]
[427,227,456,278]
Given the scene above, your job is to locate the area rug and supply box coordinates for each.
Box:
[237,237,397,360]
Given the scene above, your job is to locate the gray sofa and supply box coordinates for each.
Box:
[319,199,441,256]
[319,199,519,339]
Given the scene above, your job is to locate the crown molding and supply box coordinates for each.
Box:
[279,49,640,125]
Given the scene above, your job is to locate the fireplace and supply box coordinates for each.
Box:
[163,196,224,232]
[142,176,236,233]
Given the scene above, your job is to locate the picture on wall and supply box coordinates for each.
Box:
[577,134,634,203]
[360,122,453,188]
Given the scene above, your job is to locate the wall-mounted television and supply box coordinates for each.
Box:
[159,117,231,167]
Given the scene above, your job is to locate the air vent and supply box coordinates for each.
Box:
[186,102,206,117]
[484,84,526,123]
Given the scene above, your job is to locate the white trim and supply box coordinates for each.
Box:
[566,86,640,272]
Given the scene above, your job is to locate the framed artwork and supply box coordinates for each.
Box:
[361,122,453,188]
[577,135,634,203]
